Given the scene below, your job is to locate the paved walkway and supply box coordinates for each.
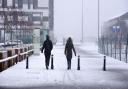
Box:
[0,44,128,89]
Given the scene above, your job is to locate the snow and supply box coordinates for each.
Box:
[0,42,128,89]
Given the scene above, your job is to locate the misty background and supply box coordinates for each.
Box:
[53,0,128,42]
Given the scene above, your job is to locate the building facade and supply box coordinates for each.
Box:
[99,12,128,62]
[0,0,54,44]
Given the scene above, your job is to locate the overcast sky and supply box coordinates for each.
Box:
[54,0,128,42]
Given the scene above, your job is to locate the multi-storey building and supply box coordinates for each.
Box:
[0,0,54,44]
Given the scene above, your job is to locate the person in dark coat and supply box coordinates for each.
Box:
[64,37,76,70]
[41,35,53,70]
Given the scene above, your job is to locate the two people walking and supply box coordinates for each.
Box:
[42,35,76,70]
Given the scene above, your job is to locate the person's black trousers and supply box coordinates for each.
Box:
[44,53,51,69]
[67,58,71,69]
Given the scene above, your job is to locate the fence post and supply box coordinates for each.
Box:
[111,40,113,57]
[115,40,116,59]
[26,54,29,69]
[119,41,121,61]
[51,54,54,69]
[103,56,106,71]
[126,34,128,63]
[126,49,127,63]
[77,55,80,70]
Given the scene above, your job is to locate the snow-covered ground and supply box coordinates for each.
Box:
[0,42,128,89]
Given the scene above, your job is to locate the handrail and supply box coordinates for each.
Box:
[0,55,18,63]
[19,49,33,56]
[0,50,33,63]
[0,49,33,63]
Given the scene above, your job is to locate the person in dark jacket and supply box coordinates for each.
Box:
[64,37,76,70]
[41,35,53,70]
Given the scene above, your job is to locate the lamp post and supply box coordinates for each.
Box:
[81,0,84,43]
[98,0,100,51]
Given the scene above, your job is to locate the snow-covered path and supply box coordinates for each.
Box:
[0,43,128,89]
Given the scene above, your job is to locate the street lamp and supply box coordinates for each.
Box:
[98,0,100,41]
[98,0,100,52]
[81,0,84,43]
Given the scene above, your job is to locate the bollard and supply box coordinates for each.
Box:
[103,56,106,71]
[51,55,54,69]
[77,55,80,70]
[26,54,29,69]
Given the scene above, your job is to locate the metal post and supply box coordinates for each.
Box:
[102,36,105,55]
[126,34,128,63]
[111,39,112,57]
[103,56,106,71]
[126,45,127,63]
[51,54,54,69]
[81,0,84,43]
[3,8,6,46]
[115,40,116,59]
[26,54,29,69]
[98,0,100,52]
[106,38,108,56]
[77,55,80,70]
[119,41,121,61]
